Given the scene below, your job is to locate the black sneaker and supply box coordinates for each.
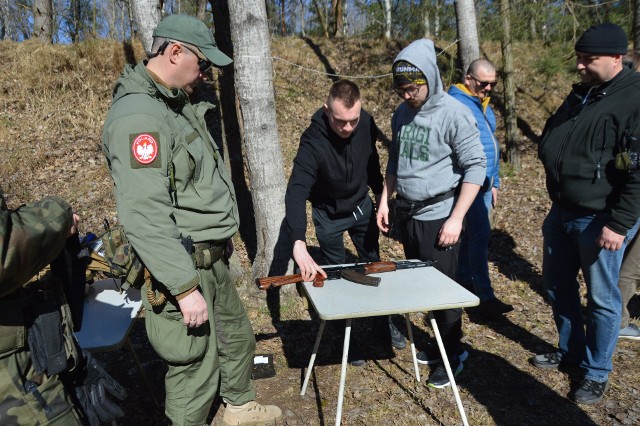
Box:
[531,352,563,369]
[477,297,514,318]
[389,319,406,349]
[572,379,609,404]
[416,343,468,365]
[427,358,464,388]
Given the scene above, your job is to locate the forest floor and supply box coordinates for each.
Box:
[1,37,638,425]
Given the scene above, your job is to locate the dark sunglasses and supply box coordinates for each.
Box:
[148,40,212,73]
[469,75,498,88]
[178,43,212,73]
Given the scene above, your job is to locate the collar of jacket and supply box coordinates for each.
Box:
[571,67,631,101]
[136,61,189,109]
[453,83,491,112]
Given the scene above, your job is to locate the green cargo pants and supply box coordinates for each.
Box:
[143,259,257,426]
[0,351,82,425]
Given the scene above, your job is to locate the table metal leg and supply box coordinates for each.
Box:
[404,313,420,382]
[300,320,326,396]
[428,312,469,426]
[335,318,352,426]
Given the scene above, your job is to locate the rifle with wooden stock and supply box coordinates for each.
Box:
[256,260,436,289]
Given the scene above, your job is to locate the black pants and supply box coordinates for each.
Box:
[312,196,379,264]
[402,216,463,361]
[313,196,388,355]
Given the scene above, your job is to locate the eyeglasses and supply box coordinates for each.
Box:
[149,40,212,73]
[393,85,422,98]
[469,76,498,88]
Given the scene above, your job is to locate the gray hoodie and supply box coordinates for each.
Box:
[388,39,486,221]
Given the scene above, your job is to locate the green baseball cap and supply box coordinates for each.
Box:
[153,14,232,66]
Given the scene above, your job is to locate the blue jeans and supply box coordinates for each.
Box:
[457,189,494,301]
[542,204,638,382]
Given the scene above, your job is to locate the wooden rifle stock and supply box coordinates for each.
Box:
[256,261,399,290]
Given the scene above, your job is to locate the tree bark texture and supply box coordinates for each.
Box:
[32,0,52,42]
[383,0,391,39]
[332,0,343,37]
[196,0,207,21]
[634,0,640,49]
[312,0,328,38]
[500,0,520,170]
[455,0,480,75]
[227,0,291,284]
[130,0,162,56]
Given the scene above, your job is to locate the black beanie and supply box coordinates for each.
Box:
[392,60,427,86]
[575,23,628,55]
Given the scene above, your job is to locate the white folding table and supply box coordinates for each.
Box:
[74,279,159,408]
[299,261,479,426]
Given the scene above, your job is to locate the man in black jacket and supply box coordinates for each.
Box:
[535,23,640,405]
[285,80,405,362]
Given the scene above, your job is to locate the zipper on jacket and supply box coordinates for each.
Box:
[593,120,607,182]
[552,86,596,184]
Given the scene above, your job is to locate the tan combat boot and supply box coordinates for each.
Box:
[220,401,282,426]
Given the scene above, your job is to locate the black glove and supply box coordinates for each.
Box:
[70,350,127,426]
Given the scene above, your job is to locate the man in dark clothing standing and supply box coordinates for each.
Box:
[535,23,640,404]
[285,80,406,363]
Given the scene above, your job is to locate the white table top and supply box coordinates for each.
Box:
[302,261,479,320]
[74,279,142,351]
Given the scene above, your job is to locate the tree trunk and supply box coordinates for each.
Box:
[298,0,306,37]
[434,0,441,38]
[130,0,162,56]
[383,0,391,39]
[280,0,286,35]
[32,0,52,42]
[422,3,430,39]
[454,0,480,75]
[196,0,207,21]
[332,0,343,37]
[634,0,640,49]
[500,0,520,170]
[226,1,292,292]
[312,0,329,38]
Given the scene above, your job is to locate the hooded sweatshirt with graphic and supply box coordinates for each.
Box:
[387,39,486,221]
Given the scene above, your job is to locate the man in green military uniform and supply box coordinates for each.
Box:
[102,14,282,426]
[0,189,83,424]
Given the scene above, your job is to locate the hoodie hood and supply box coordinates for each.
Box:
[393,39,444,108]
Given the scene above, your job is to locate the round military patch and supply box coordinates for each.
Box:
[132,133,158,164]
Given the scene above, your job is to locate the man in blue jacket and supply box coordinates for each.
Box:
[449,59,513,318]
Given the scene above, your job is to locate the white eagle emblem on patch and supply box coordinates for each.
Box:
[132,133,158,164]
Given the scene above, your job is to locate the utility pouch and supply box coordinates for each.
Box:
[26,302,67,375]
[0,297,30,358]
[615,130,640,172]
[100,225,145,290]
[388,189,457,240]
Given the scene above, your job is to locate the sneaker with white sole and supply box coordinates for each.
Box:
[416,343,468,365]
[619,323,640,340]
[427,358,464,388]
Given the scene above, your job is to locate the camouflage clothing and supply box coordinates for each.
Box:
[0,191,82,425]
